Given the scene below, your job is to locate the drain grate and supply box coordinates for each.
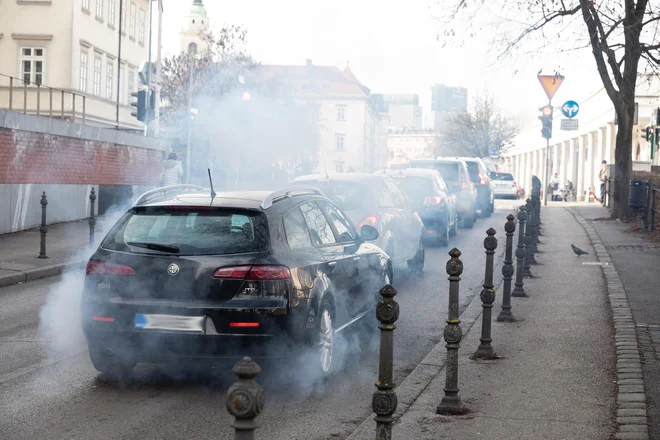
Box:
[606,244,660,252]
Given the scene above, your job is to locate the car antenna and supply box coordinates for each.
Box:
[321,152,330,180]
[207,168,217,199]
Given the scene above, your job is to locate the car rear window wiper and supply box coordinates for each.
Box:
[126,242,180,253]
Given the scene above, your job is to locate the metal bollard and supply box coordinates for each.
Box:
[226,357,265,440]
[373,284,399,440]
[437,248,468,415]
[533,195,543,238]
[497,215,516,322]
[512,206,528,297]
[88,187,97,248]
[38,191,48,259]
[523,200,534,278]
[527,199,539,264]
[474,228,498,359]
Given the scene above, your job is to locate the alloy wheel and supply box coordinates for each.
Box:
[318,309,334,374]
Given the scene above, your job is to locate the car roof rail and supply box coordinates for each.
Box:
[261,187,325,209]
[132,184,206,207]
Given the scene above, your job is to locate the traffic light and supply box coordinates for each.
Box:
[130,89,147,122]
[538,105,553,140]
[646,126,655,142]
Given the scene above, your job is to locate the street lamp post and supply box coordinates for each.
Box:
[185,44,196,184]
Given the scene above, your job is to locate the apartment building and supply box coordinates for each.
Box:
[0,0,151,129]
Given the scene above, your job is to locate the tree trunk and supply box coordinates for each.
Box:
[612,107,634,219]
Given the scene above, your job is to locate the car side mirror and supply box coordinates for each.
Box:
[360,224,379,241]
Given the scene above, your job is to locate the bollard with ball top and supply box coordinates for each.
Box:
[512,206,528,297]
[38,191,48,259]
[497,214,516,322]
[226,357,265,440]
[437,248,468,415]
[523,200,534,277]
[372,284,400,440]
[474,228,498,359]
[88,187,97,248]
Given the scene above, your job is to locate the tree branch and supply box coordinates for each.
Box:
[505,5,580,50]
[590,3,624,86]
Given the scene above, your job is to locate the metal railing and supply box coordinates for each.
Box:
[643,183,659,232]
[0,72,86,124]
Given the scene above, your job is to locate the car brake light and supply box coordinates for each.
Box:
[212,265,291,280]
[86,261,136,276]
[92,316,115,322]
[479,174,489,185]
[423,196,443,206]
[461,181,468,190]
[230,322,260,328]
[359,215,380,228]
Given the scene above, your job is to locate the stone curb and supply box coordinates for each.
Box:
[0,260,86,289]
[567,208,650,440]
[346,276,490,440]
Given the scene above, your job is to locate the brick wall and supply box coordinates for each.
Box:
[0,127,164,185]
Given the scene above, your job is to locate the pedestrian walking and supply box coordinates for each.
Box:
[161,152,183,187]
[550,173,560,201]
[598,160,607,206]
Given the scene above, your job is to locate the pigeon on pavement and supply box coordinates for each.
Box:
[571,244,589,256]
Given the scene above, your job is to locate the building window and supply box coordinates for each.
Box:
[108,0,115,26]
[138,8,145,44]
[96,0,103,19]
[129,2,136,38]
[335,161,344,172]
[336,134,345,152]
[93,56,102,96]
[79,51,88,91]
[120,0,126,32]
[106,61,114,100]
[20,47,45,85]
[336,105,346,121]
[82,0,89,10]
[127,68,134,103]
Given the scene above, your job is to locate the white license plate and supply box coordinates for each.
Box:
[134,314,205,333]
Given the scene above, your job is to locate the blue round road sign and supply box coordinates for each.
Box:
[562,100,580,119]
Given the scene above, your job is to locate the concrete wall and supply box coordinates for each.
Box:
[0,110,168,234]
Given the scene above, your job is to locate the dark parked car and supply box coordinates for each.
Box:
[379,168,457,246]
[81,185,391,378]
[455,157,495,217]
[287,173,425,272]
[409,158,477,228]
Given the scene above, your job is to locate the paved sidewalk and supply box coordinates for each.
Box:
[574,205,660,440]
[351,204,618,439]
[0,216,115,288]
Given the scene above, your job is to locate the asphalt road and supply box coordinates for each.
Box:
[0,200,517,440]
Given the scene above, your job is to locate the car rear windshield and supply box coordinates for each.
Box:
[412,162,459,183]
[292,180,369,211]
[490,172,514,181]
[102,207,269,255]
[464,162,481,182]
[390,176,433,195]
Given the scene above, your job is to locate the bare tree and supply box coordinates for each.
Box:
[437,92,518,158]
[434,0,660,218]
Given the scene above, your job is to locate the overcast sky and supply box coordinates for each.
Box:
[156,0,607,131]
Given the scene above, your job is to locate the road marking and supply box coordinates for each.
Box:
[581,262,609,266]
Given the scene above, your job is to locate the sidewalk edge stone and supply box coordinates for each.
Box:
[0,260,87,290]
[567,208,650,440]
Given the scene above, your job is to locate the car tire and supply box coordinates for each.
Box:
[89,348,136,380]
[407,240,425,274]
[449,214,457,237]
[484,199,493,217]
[315,301,335,376]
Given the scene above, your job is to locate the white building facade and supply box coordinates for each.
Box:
[0,0,151,130]
[502,77,660,200]
[387,129,438,166]
[179,0,210,56]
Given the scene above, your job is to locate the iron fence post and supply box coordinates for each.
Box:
[474,228,498,359]
[373,284,399,440]
[226,357,265,440]
[523,200,534,278]
[437,248,468,415]
[497,215,516,322]
[89,187,97,248]
[512,206,528,297]
[38,192,48,259]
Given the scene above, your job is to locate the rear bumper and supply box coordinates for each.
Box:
[419,208,449,236]
[494,188,518,198]
[475,185,493,206]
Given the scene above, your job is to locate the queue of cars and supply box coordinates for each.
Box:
[80,156,502,378]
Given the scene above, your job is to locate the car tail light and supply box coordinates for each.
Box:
[359,215,380,228]
[423,196,443,206]
[212,265,291,280]
[479,174,489,185]
[92,316,115,322]
[86,261,136,276]
[461,181,468,190]
[230,322,260,328]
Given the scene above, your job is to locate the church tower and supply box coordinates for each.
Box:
[179,0,210,55]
